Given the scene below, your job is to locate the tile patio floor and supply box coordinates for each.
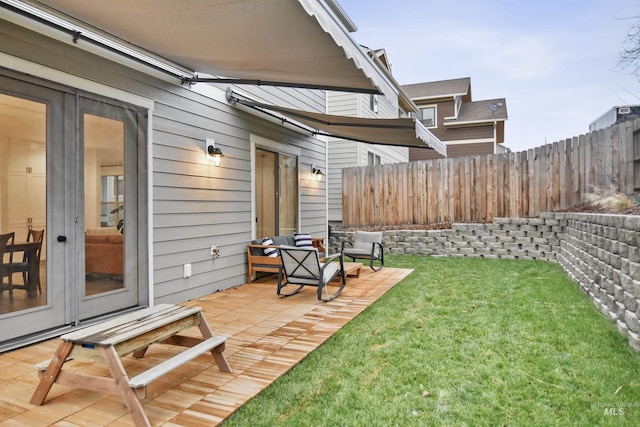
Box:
[0,266,412,426]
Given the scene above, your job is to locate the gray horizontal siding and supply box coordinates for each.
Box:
[1,19,328,303]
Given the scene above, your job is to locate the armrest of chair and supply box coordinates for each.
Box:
[371,241,384,257]
[312,237,326,257]
[247,244,282,260]
[323,252,342,264]
[321,252,343,273]
[247,243,279,252]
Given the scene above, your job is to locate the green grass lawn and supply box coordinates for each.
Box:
[222,256,640,426]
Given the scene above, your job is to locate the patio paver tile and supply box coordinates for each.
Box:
[0,267,412,426]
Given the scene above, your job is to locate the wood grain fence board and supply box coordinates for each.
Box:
[416,162,422,224]
[587,131,595,193]
[435,160,441,222]
[340,122,635,227]
[531,147,539,215]
[468,157,475,221]
[625,121,637,193]
[410,162,419,223]
[378,165,385,224]
[574,136,581,205]
[503,153,511,218]
[478,155,487,222]
[539,145,547,212]
[509,152,518,217]
[441,158,451,222]
[422,161,429,223]
[486,154,495,221]
[398,163,406,224]
[521,151,529,217]
[552,141,560,211]
[578,134,586,199]
[608,126,617,189]
[558,140,565,209]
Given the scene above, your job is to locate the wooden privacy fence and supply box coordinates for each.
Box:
[342,119,640,226]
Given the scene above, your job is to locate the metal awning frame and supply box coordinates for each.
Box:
[226,88,447,155]
[183,76,379,94]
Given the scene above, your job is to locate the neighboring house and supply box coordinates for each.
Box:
[403,77,508,160]
[326,45,447,226]
[589,105,640,132]
[0,0,405,350]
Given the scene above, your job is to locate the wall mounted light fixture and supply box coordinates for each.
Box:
[311,164,323,181]
[205,138,224,167]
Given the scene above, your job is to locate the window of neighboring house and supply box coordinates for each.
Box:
[420,106,436,127]
[370,94,379,114]
[368,152,381,165]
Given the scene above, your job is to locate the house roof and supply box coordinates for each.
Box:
[402,77,471,100]
[363,46,418,113]
[448,98,508,123]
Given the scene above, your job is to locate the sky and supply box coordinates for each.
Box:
[338,0,640,153]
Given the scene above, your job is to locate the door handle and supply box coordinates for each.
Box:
[57,235,67,242]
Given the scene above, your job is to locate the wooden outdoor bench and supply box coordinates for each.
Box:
[30,304,231,427]
[247,235,325,282]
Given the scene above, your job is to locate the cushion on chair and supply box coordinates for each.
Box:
[353,231,383,256]
[261,238,278,257]
[320,262,340,284]
[343,231,383,259]
[272,235,294,246]
[294,233,313,248]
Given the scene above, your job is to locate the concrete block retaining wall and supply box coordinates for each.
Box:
[329,212,640,352]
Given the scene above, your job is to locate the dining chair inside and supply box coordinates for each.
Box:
[0,232,16,294]
[13,229,44,293]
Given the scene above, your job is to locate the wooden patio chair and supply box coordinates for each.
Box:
[277,246,346,302]
[341,230,384,271]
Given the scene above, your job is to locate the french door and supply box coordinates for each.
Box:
[77,97,142,320]
[255,147,298,238]
[0,71,147,347]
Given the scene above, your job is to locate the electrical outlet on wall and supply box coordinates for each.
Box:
[183,263,192,278]
[211,244,220,258]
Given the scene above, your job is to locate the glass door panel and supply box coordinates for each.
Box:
[279,154,298,235]
[77,98,140,320]
[255,148,298,238]
[256,149,277,238]
[0,93,47,314]
[0,75,67,349]
[83,113,125,296]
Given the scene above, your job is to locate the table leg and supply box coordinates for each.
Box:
[197,312,232,373]
[30,341,73,405]
[99,346,150,427]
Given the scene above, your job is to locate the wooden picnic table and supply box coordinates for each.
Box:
[30,304,231,427]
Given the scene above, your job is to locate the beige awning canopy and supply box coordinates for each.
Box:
[24,0,396,97]
[227,89,447,156]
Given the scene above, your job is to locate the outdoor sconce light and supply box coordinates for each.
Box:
[311,164,323,181]
[205,138,224,167]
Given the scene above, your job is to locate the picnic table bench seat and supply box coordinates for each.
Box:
[30,304,230,427]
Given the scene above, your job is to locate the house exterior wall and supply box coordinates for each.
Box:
[409,141,495,161]
[0,19,328,305]
[411,97,504,160]
[327,91,408,222]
